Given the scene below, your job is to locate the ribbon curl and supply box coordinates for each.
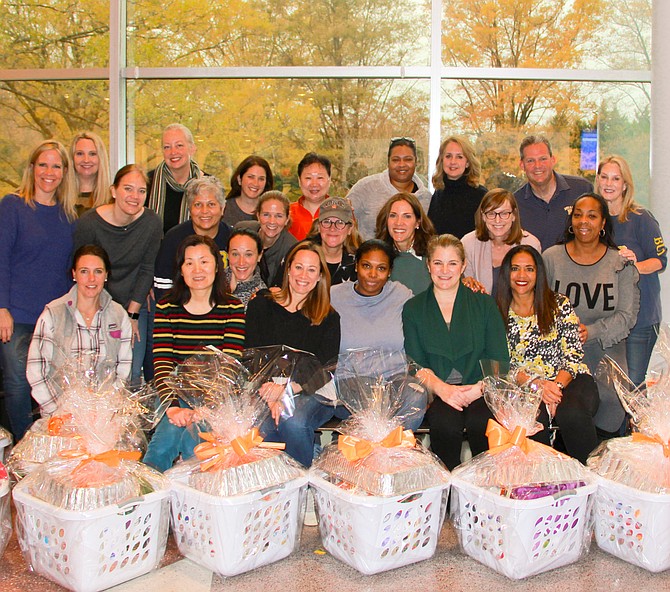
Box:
[59,448,142,467]
[632,432,670,458]
[194,428,285,472]
[48,413,73,435]
[338,426,416,462]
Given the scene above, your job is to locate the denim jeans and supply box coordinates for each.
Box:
[261,394,337,467]
[142,296,155,383]
[130,302,150,387]
[0,323,36,441]
[143,404,200,472]
[626,323,659,388]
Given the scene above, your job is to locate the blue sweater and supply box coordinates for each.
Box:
[0,194,74,324]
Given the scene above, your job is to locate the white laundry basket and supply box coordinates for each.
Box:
[310,474,449,575]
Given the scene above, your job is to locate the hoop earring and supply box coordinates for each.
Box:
[568,226,574,234]
[600,228,605,237]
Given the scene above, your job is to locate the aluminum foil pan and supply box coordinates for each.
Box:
[167,448,305,497]
[588,436,670,494]
[313,444,449,497]
[453,445,593,490]
[25,461,142,511]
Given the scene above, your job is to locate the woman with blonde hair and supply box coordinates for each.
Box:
[428,135,487,237]
[0,139,76,439]
[245,242,340,467]
[596,155,666,387]
[70,131,111,216]
[462,188,541,295]
[403,233,508,470]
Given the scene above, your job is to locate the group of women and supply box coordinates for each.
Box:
[0,133,665,478]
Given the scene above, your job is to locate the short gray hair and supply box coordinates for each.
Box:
[519,135,552,160]
[185,176,225,208]
[163,123,195,146]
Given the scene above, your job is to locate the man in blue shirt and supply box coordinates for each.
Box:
[514,135,592,250]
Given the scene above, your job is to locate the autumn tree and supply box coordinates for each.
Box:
[442,0,603,133]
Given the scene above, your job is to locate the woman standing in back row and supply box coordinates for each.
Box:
[0,140,77,440]
[596,155,667,387]
[428,136,487,238]
[75,164,163,385]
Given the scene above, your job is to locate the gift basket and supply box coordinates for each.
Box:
[589,348,670,572]
[8,355,168,480]
[12,363,171,592]
[450,375,596,580]
[0,461,10,558]
[309,349,449,575]
[164,347,309,577]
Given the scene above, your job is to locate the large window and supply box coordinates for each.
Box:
[0,1,652,203]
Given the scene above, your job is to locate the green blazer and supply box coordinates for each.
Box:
[402,282,509,384]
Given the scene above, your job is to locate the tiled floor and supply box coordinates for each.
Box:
[1,504,669,592]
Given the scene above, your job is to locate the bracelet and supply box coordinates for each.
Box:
[128,311,140,320]
[555,380,565,391]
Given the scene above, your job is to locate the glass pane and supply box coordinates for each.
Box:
[128,78,430,197]
[439,80,651,206]
[127,0,431,67]
[0,81,109,196]
[0,2,109,69]
[442,0,652,71]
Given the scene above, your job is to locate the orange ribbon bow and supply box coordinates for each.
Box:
[632,432,670,458]
[194,428,285,472]
[338,426,416,462]
[486,419,533,455]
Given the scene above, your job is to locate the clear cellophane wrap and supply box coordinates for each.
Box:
[312,349,448,496]
[8,357,171,480]
[452,376,593,496]
[164,348,306,496]
[589,331,670,493]
[15,359,169,510]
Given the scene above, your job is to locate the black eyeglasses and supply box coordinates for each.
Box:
[389,136,416,147]
[319,219,350,230]
[483,210,513,221]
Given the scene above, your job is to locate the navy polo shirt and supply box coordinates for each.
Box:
[514,172,592,251]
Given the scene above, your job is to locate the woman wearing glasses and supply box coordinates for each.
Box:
[462,188,541,295]
[304,197,361,285]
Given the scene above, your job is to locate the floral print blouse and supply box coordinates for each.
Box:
[507,293,590,380]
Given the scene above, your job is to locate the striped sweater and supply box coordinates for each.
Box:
[153,299,245,398]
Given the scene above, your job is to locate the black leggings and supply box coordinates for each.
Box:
[426,396,493,471]
[531,373,599,464]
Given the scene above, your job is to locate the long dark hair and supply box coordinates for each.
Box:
[375,192,435,256]
[560,192,617,249]
[496,245,559,336]
[166,234,233,306]
[271,242,333,325]
[226,155,274,199]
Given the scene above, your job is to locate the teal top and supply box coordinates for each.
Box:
[390,251,431,295]
[402,282,509,384]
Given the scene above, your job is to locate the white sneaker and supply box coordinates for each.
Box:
[304,488,318,527]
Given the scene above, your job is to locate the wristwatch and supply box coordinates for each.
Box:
[127,311,140,320]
